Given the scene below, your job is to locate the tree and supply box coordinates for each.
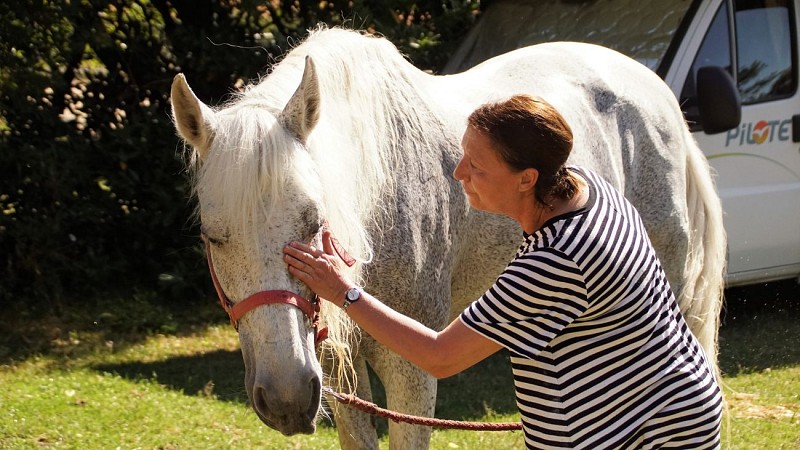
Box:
[0,1,479,310]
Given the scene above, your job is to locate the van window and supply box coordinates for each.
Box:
[681,0,796,121]
[679,1,733,127]
[736,0,795,103]
[442,0,695,74]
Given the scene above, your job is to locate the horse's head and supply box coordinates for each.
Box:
[170,58,328,435]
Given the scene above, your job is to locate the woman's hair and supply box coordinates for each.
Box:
[467,94,578,207]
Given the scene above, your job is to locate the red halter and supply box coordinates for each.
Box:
[203,230,356,347]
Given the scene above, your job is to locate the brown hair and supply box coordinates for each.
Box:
[467,94,578,207]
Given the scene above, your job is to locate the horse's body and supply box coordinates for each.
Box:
[171,27,725,450]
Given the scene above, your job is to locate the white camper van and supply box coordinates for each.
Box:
[446,0,800,287]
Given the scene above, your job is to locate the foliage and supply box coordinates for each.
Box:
[0,1,479,310]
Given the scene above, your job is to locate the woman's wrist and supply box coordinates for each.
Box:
[330,279,356,309]
[341,286,364,311]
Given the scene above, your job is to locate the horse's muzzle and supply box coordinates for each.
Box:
[249,372,321,435]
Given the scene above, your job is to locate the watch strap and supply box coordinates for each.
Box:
[343,287,361,311]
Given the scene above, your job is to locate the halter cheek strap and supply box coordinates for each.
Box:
[203,226,358,346]
[329,233,357,267]
[204,239,329,346]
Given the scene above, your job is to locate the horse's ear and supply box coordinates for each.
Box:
[280,56,320,144]
[171,74,216,160]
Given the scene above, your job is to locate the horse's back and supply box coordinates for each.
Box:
[442,41,687,180]
[433,41,703,311]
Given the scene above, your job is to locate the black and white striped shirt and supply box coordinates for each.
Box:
[460,167,722,449]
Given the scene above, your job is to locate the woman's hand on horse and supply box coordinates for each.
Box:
[283,231,352,306]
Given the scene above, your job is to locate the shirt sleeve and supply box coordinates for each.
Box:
[459,248,589,359]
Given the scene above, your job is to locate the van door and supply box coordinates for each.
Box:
[674,0,800,285]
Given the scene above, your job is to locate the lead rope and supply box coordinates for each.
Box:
[322,386,522,431]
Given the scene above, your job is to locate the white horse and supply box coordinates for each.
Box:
[171,27,725,450]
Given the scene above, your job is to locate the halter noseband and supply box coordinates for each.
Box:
[203,230,356,347]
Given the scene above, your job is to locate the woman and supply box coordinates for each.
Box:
[283,94,722,449]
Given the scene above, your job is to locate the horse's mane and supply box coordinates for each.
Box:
[257,27,441,261]
[191,26,444,392]
[197,26,440,260]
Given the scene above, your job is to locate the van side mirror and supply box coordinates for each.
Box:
[695,66,741,134]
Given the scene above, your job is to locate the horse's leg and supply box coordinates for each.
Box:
[368,343,436,450]
[326,355,379,450]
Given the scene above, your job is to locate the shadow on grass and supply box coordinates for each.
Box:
[0,293,228,364]
[93,349,248,404]
[719,279,800,376]
[88,339,517,440]
[436,351,516,418]
[90,346,518,421]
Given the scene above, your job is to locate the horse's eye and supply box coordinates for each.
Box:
[204,235,225,247]
[300,208,323,239]
[200,226,228,247]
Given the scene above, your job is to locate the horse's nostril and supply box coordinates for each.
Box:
[253,384,272,418]
[307,375,322,419]
[253,386,268,413]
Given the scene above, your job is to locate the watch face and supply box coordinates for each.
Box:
[346,288,360,301]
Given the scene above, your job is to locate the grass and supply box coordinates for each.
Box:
[1,281,798,449]
[716,280,800,449]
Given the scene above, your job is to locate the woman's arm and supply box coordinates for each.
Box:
[343,291,501,378]
[283,232,501,379]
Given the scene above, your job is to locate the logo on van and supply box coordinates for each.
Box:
[725,119,792,147]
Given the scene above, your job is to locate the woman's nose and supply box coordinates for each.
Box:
[453,158,466,180]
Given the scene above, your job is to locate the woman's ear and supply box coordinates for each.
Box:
[519,168,538,193]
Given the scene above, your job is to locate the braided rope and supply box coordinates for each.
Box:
[322,387,522,431]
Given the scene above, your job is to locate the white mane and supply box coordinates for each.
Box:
[196,27,441,268]
[255,27,443,265]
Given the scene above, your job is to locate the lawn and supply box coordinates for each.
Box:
[1,281,797,449]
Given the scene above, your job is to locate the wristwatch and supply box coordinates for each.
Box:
[342,287,362,311]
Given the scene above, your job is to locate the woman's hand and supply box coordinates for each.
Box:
[283,230,353,307]
[286,232,501,378]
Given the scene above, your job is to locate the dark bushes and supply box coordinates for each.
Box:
[0,1,477,311]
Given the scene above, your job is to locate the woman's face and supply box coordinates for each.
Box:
[454,126,524,215]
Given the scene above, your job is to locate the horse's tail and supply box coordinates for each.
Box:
[679,137,727,378]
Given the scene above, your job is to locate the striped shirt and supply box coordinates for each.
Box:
[460,167,722,449]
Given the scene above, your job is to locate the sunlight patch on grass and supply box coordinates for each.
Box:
[0,366,341,449]
[720,365,800,449]
[109,324,241,362]
[729,392,797,420]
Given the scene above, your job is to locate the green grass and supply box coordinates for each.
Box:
[1,281,798,449]
[0,333,343,449]
[716,280,800,449]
